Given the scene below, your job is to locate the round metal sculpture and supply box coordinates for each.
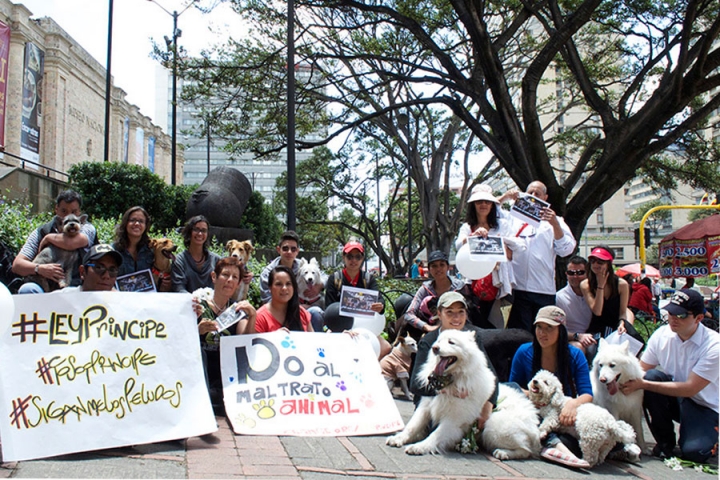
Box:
[186,166,252,228]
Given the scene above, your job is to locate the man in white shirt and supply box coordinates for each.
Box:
[555,256,594,352]
[621,289,719,462]
[504,181,576,331]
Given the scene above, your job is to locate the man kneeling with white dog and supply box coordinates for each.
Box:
[620,288,719,463]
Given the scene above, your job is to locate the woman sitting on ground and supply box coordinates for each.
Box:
[196,256,257,414]
[251,265,314,333]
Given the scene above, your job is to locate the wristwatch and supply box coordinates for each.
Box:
[573,332,579,341]
[34,264,39,274]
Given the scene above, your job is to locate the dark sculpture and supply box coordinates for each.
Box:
[186,166,252,228]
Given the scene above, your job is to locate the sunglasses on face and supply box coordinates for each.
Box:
[566,269,586,276]
[671,312,691,319]
[345,254,364,261]
[86,263,120,277]
[192,228,208,234]
[281,245,298,252]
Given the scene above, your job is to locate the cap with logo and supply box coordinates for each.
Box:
[534,305,567,326]
[663,288,705,317]
[83,244,123,266]
[342,241,364,254]
[589,246,614,262]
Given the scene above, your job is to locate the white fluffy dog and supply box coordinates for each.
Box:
[481,384,542,460]
[591,338,646,453]
[297,257,325,309]
[386,329,496,455]
[528,369,640,467]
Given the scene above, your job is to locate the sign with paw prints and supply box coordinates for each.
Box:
[220,331,404,435]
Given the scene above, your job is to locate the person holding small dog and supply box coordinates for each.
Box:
[196,256,257,415]
[509,306,593,468]
[410,292,498,426]
[13,190,97,293]
[112,206,171,292]
[620,289,719,463]
[172,216,221,294]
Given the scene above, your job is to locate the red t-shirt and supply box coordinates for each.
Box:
[255,304,312,333]
[628,283,653,315]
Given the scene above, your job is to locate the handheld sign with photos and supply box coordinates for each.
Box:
[467,236,507,263]
[115,269,156,292]
[510,193,550,228]
[339,286,378,318]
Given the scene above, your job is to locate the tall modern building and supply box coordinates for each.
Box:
[155,64,319,201]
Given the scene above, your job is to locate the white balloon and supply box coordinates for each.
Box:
[456,243,495,280]
[352,327,381,358]
[352,313,385,336]
[0,281,14,326]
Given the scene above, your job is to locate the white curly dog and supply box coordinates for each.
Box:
[386,329,496,455]
[528,369,641,467]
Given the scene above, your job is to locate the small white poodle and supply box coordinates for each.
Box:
[527,369,641,467]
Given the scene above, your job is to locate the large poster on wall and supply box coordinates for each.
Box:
[0,292,217,462]
[0,20,11,148]
[20,43,44,167]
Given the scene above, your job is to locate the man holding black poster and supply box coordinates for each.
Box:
[503,181,576,331]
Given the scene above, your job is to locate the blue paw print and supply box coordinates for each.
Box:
[336,380,347,391]
[317,347,325,358]
[281,336,295,349]
[349,371,363,383]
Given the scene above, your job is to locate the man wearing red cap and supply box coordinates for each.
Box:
[325,241,384,313]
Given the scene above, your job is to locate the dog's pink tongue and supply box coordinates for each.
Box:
[434,357,450,376]
[607,380,619,396]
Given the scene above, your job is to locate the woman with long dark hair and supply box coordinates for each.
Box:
[171,215,221,293]
[252,265,313,333]
[113,206,161,284]
[509,306,593,468]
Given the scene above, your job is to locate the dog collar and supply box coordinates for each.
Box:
[300,295,322,305]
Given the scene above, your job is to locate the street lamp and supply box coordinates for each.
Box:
[103,0,114,162]
[147,0,197,185]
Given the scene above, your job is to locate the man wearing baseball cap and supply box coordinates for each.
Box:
[325,240,385,313]
[60,244,123,292]
[621,288,719,462]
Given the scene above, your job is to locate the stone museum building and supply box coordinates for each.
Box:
[0,0,176,186]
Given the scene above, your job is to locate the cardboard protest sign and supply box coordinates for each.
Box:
[221,331,404,436]
[0,292,216,462]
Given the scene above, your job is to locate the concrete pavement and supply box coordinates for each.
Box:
[1,397,716,479]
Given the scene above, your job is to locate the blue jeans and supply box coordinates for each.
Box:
[643,369,719,463]
[307,306,324,332]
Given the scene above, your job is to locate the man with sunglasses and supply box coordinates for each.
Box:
[61,244,122,292]
[620,288,719,462]
[259,231,302,303]
[555,256,594,352]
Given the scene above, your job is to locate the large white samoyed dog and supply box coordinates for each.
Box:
[591,338,646,452]
[386,329,496,455]
[296,257,326,309]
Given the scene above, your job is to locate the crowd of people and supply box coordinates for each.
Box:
[5,187,718,467]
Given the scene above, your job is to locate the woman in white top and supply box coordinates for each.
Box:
[455,184,523,328]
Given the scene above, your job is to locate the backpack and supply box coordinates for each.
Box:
[333,270,374,291]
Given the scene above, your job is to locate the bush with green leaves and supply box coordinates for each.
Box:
[68,162,194,231]
[0,195,52,251]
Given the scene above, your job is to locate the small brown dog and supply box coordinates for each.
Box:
[149,238,177,291]
[225,239,254,300]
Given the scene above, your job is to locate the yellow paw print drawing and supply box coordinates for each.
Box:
[234,413,257,429]
[253,399,276,419]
